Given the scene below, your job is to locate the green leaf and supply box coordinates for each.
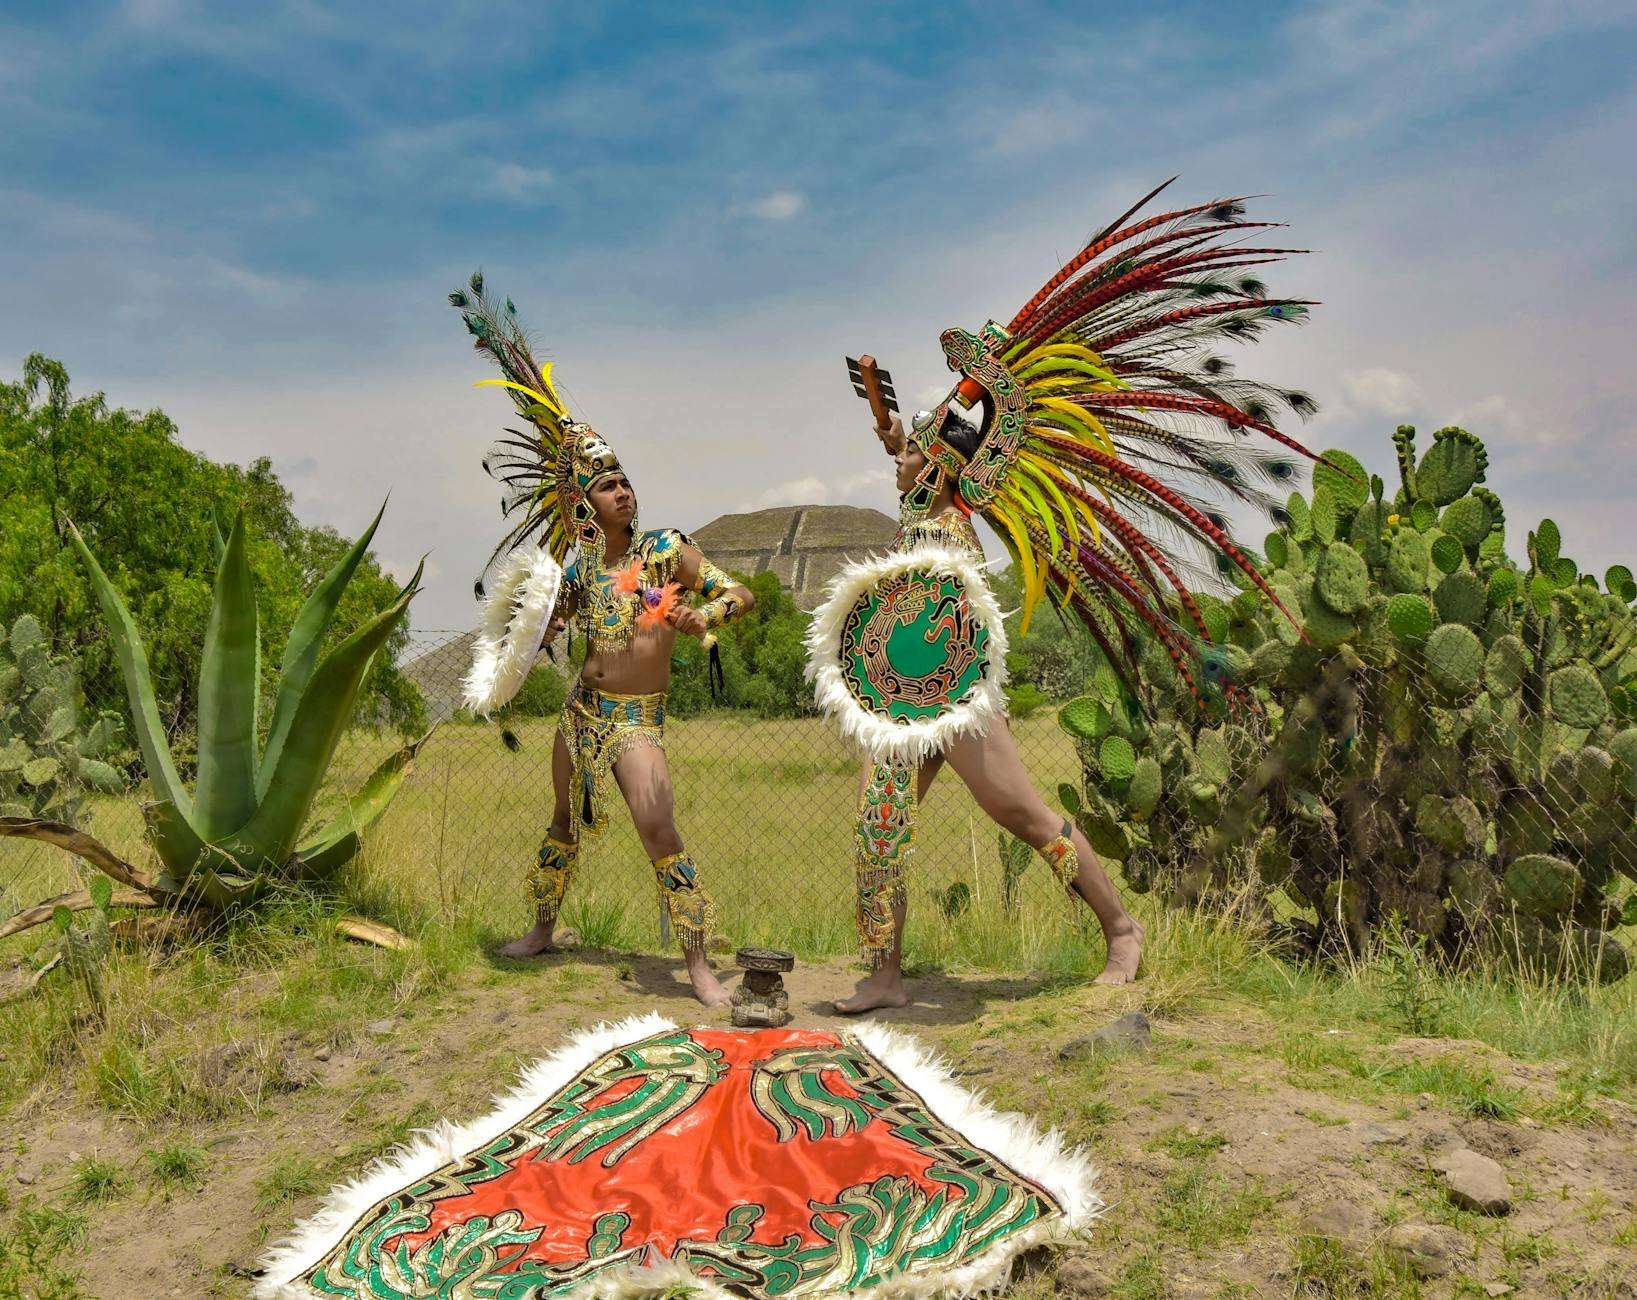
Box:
[227,582,416,867]
[141,799,252,909]
[52,905,72,933]
[66,522,192,819]
[89,875,113,912]
[292,729,431,880]
[258,500,387,800]
[193,509,260,839]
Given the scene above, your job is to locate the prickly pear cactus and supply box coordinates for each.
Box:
[0,615,128,823]
[1064,425,1635,983]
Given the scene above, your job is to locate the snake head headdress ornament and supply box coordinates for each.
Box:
[450,271,633,590]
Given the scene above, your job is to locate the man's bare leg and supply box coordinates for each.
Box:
[835,756,944,1014]
[499,728,583,958]
[943,723,1144,984]
[613,745,730,1007]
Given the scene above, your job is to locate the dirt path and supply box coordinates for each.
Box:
[5,952,1635,1297]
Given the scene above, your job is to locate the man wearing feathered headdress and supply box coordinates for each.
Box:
[811,183,1322,1012]
[451,274,754,1006]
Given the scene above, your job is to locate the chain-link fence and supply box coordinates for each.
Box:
[3,628,1098,968]
[7,621,1637,976]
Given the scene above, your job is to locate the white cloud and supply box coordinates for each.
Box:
[1339,368,1420,417]
[490,162,554,200]
[738,467,893,512]
[747,190,805,221]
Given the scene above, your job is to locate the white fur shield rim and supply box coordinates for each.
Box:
[805,543,1009,766]
[256,1014,1101,1299]
[460,544,563,716]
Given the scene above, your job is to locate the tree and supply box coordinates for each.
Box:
[0,356,423,742]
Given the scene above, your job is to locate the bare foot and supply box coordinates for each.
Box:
[1093,920,1145,985]
[687,962,733,1008]
[834,969,911,1015]
[497,925,580,958]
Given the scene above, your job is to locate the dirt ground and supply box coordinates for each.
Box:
[5,950,1636,1298]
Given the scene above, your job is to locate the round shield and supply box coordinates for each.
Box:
[806,543,1009,765]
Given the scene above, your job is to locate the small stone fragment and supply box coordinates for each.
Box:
[1432,1148,1512,1215]
[1384,1222,1474,1278]
[1054,1252,1113,1297]
[365,1019,395,1037]
[313,1045,333,1062]
[1298,1199,1373,1245]
[1059,1012,1152,1063]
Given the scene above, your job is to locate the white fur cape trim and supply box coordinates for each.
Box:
[257,1016,1099,1299]
[460,543,563,716]
[254,1011,678,1297]
[806,543,1009,766]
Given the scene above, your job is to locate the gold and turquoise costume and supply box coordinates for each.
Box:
[452,274,745,952]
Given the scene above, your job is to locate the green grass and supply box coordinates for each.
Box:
[0,1194,90,1299]
[67,1157,129,1206]
[146,1142,210,1191]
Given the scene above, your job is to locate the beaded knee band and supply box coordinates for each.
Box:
[528,833,579,918]
[1038,818,1079,890]
[652,851,717,951]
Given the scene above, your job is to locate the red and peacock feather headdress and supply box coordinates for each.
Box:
[903,180,1325,706]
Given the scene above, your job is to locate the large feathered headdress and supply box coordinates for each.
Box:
[902,180,1325,706]
[449,272,629,587]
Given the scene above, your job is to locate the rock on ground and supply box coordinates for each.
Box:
[1432,1147,1512,1215]
[1059,1011,1152,1063]
[1384,1222,1474,1278]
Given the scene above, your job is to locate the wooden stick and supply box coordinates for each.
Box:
[0,817,155,891]
[0,888,158,941]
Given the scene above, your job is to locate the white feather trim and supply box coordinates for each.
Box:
[256,1016,1100,1300]
[805,543,1009,766]
[253,1012,677,1298]
[460,544,563,716]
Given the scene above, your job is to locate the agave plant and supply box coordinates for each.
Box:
[1,504,425,931]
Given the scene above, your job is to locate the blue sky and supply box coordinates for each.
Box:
[3,1,1635,630]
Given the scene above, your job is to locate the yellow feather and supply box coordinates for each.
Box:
[991,504,1043,631]
[1016,455,1085,546]
[1003,479,1058,557]
[1015,341,1121,377]
[476,377,568,421]
[1030,398,1117,455]
[1018,356,1120,385]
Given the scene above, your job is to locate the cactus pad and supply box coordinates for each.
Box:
[1315,542,1370,614]
[1387,530,1432,592]
[1387,593,1436,644]
[1547,663,1609,729]
[1310,487,1339,546]
[1313,449,1368,510]
[1426,623,1484,701]
[1503,853,1579,919]
[1487,569,1519,609]
[1126,755,1162,819]
[1417,428,1484,505]
[1429,533,1465,575]
[1098,734,1136,783]
[1483,634,1529,698]
[1433,571,1486,628]
[1440,494,1490,548]
[1059,695,1114,742]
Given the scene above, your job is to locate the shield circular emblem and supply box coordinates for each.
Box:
[807,543,1009,765]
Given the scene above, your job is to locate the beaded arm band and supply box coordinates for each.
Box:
[701,591,748,630]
